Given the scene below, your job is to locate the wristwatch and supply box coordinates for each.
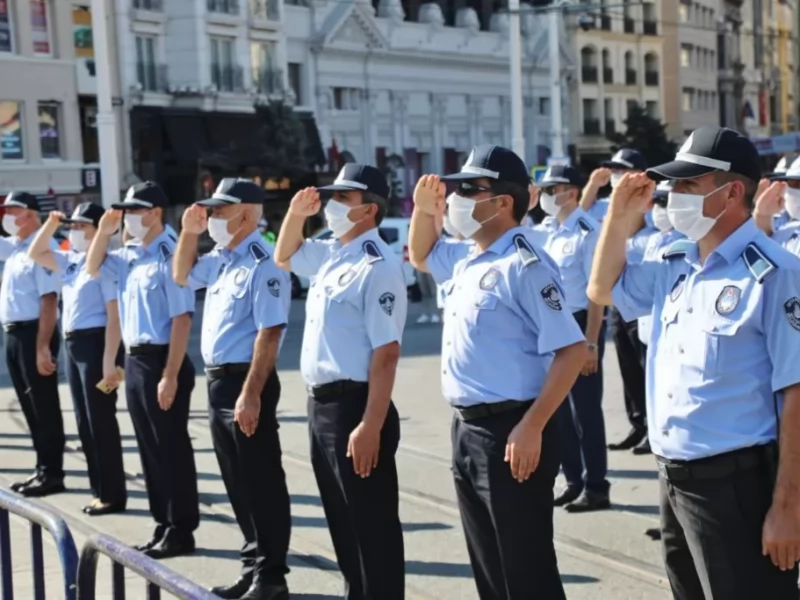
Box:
[587,343,598,351]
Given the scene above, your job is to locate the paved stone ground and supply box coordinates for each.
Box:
[0,299,670,599]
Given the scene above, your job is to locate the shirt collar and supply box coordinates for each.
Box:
[141,229,171,255]
[480,226,528,256]
[227,230,262,259]
[335,228,381,258]
[685,219,760,266]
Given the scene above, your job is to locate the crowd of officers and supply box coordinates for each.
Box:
[3,124,800,600]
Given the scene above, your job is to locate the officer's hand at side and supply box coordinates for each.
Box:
[347,421,381,478]
[590,167,612,188]
[762,501,800,570]
[36,346,56,376]
[182,204,208,234]
[581,346,599,376]
[157,375,177,411]
[505,419,542,482]
[98,209,122,236]
[753,180,786,218]
[234,393,260,437]
[607,173,655,218]
[413,175,446,216]
[288,187,321,217]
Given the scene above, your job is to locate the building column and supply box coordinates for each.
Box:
[431,94,447,174]
[362,90,379,164]
[468,95,483,147]
[391,91,409,154]
[316,86,333,149]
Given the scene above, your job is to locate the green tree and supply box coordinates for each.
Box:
[608,103,677,168]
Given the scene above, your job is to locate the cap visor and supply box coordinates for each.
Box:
[2,200,30,209]
[316,183,363,192]
[439,172,488,182]
[646,161,715,182]
[195,197,233,207]
[599,161,632,170]
[110,200,154,210]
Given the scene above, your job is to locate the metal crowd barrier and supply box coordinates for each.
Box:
[0,488,79,600]
[76,533,218,600]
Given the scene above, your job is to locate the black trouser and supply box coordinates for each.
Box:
[125,347,199,533]
[307,383,404,600]
[5,321,64,479]
[609,308,646,433]
[64,329,126,504]
[207,367,290,585]
[659,445,798,599]
[557,309,609,494]
[453,405,565,600]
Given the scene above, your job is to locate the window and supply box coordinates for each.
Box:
[135,36,158,91]
[681,45,691,67]
[626,99,637,117]
[645,100,658,119]
[0,101,24,160]
[210,37,236,92]
[538,97,550,116]
[38,102,61,159]
[0,1,13,52]
[682,88,693,111]
[208,0,238,14]
[250,41,277,94]
[30,0,51,55]
[332,87,359,110]
[288,62,302,104]
[679,1,688,22]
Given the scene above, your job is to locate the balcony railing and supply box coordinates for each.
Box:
[625,69,637,85]
[643,20,658,35]
[253,68,283,95]
[623,17,635,33]
[605,120,616,135]
[211,64,245,92]
[208,0,239,14]
[603,67,613,84]
[581,66,598,83]
[250,0,279,20]
[136,62,169,92]
[600,14,611,30]
[645,71,659,86]
[583,119,601,135]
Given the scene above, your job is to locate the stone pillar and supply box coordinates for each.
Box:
[391,91,409,154]
[431,94,447,174]
[467,95,483,147]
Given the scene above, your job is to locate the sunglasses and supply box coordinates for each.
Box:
[457,182,494,197]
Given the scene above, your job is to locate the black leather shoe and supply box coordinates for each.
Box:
[608,428,645,451]
[240,581,289,600]
[84,502,126,516]
[632,438,652,455]
[564,490,611,513]
[645,528,661,541]
[20,476,64,497]
[144,533,195,560]
[133,526,167,552]
[553,485,582,507]
[210,576,253,599]
[10,472,39,492]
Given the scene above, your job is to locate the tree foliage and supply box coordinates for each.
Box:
[608,103,677,168]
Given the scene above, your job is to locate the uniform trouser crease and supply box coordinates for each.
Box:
[124,351,199,532]
[5,325,64,478]
[208,369,290,585]
[452,408,565,600]
[307,390,404,600]
[609,308,647,433]
[65,333,126,504]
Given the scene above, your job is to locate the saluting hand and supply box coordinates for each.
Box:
[347,421,381,478]
[762,501,800,571]
[505,418,542,483]
[157,375,177,411]
[607,173,655,218]
[98,209,122,236]
[46,211,65,230]
[288,187,321,217]
[182,204,208,234]
[234,393,261,437]
[413,175,446,216]
[589,167,612,188]
[754,179,786,218]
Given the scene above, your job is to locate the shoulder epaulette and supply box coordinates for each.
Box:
[363,240,384,264]
[158,242,172,262]
[662,239,694,260]
[167,232,177,242]
[577,217,595,233]
[513,234,540,267]
[249,242,268,264]
[742,242,777,283]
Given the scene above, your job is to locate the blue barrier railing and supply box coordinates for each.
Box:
[76,533,218,600]
[0,488,79,600]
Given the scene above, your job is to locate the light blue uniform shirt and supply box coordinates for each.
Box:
[290,228,407,387]
[529,208,600,313]
[53,251,117,333]
[188,231,291,366]
[636,229,685,344]
[97,230,195,347]
[586,197,609,222]
[627,224,658,265]
[428,227,585,407]
[771,219,800,256]
[0,234,61,324]
[612,219,800,460]
[773,211,791,231]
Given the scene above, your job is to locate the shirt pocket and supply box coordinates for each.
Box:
[461,291,500,328]
[700,316,744,378]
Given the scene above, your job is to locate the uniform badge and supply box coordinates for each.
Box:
[479,268,500,291]
[267,278,280,298]
[562,240,575,255]
[233,267,248,286]
[540,282,562,311]
[715,285,741,315]
[784,297,800,331]
[66,263,77,276]
[379,292,395,316]
[670,274,687,302]
[338,269,356,286]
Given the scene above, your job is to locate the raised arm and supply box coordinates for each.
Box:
[408,175,446,272]
[87,209,123,278]
[173,205,207,286]
[274,187,321,271]
[27,211,64,272]
[579,168,611,212]
[752,179,785,237]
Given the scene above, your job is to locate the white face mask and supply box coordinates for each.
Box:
[68,229,90,252]
[325,200,359,238]
[207,216,239,247]
[2,214,20,237]
[610,173,624,188]
[784,187,800,220]
[667,184,730,241]
[447,194,498,239]
[443,212,460,237]
[539,191,568,216]
[651,205,672,232]
[123,213,151,241]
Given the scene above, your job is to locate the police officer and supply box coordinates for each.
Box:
[1,191,64,497]
[579,148,647,223]
[173,179,292,600]
[753,156,800,255]
[86,182,199,558]
[588,126,800,599]
[27,203,127,514]
[408,145,588,599]
[527,165,609,512]
[274,164,407,600]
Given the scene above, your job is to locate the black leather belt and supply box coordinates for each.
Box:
[3,320,37,333]
[454,399,533,421]
[308,380,368,399]
[65,326,105,340]
[656,444,776,483]
[127,343,168,356]
[205,363,250,378]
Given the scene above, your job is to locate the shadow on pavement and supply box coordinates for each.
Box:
[612,503,660,516]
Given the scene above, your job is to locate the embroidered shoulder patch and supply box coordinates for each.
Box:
[784,297,800,331]
[540,282,562,311]
[379,292,395,315]
[267,278,280,298]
